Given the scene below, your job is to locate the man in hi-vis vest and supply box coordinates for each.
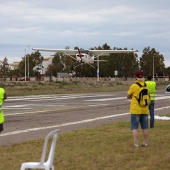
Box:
[0,87,7,133]
[145,75,156,128]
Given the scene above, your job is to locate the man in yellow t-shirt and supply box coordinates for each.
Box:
[127,70,149,147]
[0,87,7,133]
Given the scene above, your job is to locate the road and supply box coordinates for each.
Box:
[0,90,169,146]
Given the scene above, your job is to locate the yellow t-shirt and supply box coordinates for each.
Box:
[127,80,149,114]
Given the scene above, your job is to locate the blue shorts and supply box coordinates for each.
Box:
[131,114,148,130]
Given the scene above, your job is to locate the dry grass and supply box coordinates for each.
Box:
[0,115,170,170]
[3,81,129,96]
[2,81,168,96]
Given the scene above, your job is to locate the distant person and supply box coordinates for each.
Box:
[15,75,18,81]
[49,74,52,81]
[0,87,7,133]
[145,75,156,128]
[10,75,12,81]
[127,70,150,147]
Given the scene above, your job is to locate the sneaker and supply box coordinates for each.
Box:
[142,143,148,147]
[150,125,154,128]
[134,144,139,147]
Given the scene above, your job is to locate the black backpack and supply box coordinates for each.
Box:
[135,82,150,107]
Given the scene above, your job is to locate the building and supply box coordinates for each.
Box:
[9,61,20,70]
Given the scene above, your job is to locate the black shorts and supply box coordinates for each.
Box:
[0,123,3,132]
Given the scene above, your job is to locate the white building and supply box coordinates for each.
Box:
[8,56,53,74]
[41,56,53,74]
[9,61,20,70]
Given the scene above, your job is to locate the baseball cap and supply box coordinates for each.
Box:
[135,70,144,78]
[135,70,144,80]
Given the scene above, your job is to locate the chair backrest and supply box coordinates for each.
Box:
[40,129,60,166]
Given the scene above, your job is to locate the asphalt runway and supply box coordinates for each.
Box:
[0,90,170,146]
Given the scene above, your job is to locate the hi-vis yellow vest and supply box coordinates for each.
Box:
[0,88,5,124]
[145,81,156,100]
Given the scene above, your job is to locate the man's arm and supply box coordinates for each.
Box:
[127,94,132,99]
[127,85,133,99]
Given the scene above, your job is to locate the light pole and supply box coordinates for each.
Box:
[24,49,26,81]
[27,45,30,78]
[97,56,99,81]
[24,45,30,81]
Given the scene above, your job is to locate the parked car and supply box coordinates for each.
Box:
[166,84,170,92]
[18,77,30,81]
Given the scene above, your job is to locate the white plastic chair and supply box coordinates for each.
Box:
[20,129,60,170]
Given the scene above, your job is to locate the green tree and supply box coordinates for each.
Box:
[46,53,65,76]
[18,51,43,77]
[0,57,9,80]
[102,43,111,50]
[140,47,165,77]
[98,46,139,77]
[165,66,170,77]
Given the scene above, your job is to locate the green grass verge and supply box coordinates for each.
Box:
[0,115,170,170]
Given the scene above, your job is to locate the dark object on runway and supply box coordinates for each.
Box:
[165,84,170,92]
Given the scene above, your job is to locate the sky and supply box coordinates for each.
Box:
[0,0,170,67]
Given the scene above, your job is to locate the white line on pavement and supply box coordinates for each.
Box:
[0,113,129,137]
[1,105,170,137]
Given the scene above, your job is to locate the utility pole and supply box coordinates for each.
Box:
[24,49,26,81]
[27,45,30,78]
[97,56,99,81]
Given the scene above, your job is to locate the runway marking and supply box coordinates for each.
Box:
[86,97,126,101]
[4,105,31,108]
[4,108,32,110]
[6,94,114,101]
[4,104,65,109]
[155,96,170,100]
[155,106,170,110]
[1,105,170,137]
[0,113,130,137]
[94,96,170,102]
[3,94,170,116]
[4,104,108,116]
[1,92,169,138]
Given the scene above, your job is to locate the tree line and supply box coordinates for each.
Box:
[45,44,170,78]
[1,43,170,78]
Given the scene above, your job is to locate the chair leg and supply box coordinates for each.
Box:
[50,165,54,170]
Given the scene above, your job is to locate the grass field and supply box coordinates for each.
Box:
[0,116,170,170]
[2,80,169,96]
[0,81,169,170]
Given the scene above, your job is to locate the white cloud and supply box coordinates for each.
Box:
[0,0,170,68]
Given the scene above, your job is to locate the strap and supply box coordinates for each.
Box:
[136,82,142,87]
[136,82,146,87]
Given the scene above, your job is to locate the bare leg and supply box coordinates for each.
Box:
[132,129,138,146]
[142,129,148,144]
